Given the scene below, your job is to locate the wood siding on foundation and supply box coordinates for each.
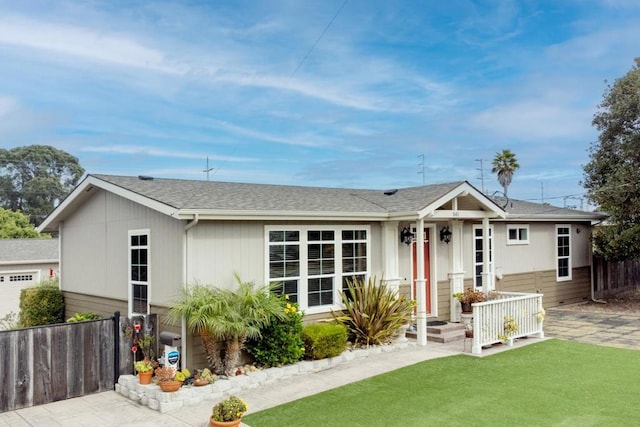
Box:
[497,266,591,307]
[432,267,591,321]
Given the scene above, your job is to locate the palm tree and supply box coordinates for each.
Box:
[167,274,285,375]
[491,149,520,198]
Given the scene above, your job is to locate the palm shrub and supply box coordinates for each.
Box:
[167,274,285,375]
[246,296,305,367]
[332,276,414,347]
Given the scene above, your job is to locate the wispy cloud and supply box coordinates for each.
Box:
[208,119,332,148]
[81,145,256,163]
[0,16,184,74]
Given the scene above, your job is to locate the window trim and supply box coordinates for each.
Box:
[556,225,572,282]
[472,224,494,290]
[128,229,150,316]
[506,224,530,245]
[265,225,370,314]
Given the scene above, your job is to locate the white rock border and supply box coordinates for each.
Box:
[116,340,415,413]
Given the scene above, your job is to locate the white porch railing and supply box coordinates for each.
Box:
[471,292,544,354]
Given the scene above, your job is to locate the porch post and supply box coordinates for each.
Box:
[381,221,401,293]
[416,217,427,346]
[448,220,465,322]
[481,217,492,293]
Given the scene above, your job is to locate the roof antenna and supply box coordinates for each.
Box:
[203,157,213,181]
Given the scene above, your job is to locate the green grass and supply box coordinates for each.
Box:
[243,340,640,426]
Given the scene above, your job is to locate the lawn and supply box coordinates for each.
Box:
[242,339,640,426]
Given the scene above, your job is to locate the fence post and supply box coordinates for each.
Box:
[113,311,120,387]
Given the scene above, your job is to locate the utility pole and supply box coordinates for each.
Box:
[203,157,213,181]
[541,182,544,204]
[417,154,425,185]
[475,159,487,194]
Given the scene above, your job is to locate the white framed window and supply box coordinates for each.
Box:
[266,225,369,313]
[507,224,529,245]
[129,229,150,316]
[556,225,571,281]
[473,225,494,289]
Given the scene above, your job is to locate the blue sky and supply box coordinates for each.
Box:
[1,0,638,209]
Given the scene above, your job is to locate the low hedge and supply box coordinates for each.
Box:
[302,323,347,360]
[19,281,65,327]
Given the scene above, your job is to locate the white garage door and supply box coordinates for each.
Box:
[0,270,40,319]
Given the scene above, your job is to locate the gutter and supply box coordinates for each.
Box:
[589,233,607,304]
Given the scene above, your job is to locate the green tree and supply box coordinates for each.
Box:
[0,145,84,226]
[491,149,520,198]
[0,207,47,238]
[583,58,640,260]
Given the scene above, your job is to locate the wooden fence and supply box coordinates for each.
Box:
[593,257,640,299]
[0,313,122,413]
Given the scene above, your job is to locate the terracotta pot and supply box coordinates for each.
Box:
[158,380,182,392]
[138,370,153,385]
[210,418,242,427]
[193,378,210,386]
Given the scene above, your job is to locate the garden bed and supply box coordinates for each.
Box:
[116,340,415,413]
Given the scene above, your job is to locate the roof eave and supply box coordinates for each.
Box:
[38,175,179,233]
[417,181,506,220]
[175,209,389,222]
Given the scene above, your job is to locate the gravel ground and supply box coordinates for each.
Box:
[556,288,640,314]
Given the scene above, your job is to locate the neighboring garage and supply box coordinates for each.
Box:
[0,238,59,318]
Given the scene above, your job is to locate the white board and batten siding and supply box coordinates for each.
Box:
[186,221,384,289]
[60,189,183,308]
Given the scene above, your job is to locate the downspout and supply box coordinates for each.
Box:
[181,213,200,368]
[589,229,607,304]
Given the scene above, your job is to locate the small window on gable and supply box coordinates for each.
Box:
[507,225,529,245]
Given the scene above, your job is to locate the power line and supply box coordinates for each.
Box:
[289,0,349,80]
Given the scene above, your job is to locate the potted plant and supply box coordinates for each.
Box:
[194,368,217,386]
[210,395,248,427]
[453,288,486,313]
[155,366,191,392]
[134,359,154,385]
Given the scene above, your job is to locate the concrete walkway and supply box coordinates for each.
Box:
[2,307,637,426]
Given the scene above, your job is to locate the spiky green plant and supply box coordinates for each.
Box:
[332,276,414,347]
[167,274,285,375]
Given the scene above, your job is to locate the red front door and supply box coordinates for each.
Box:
[412,228,431,315]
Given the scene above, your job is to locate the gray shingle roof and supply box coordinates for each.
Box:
[0,238,58,262]
[494,197,606,220]
[92,174,465,214]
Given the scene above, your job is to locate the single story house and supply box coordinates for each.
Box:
[38,174,605,367]
[0,238,59,318]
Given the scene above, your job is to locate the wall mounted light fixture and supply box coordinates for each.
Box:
[400,227,414,245]
[440,226,452,244]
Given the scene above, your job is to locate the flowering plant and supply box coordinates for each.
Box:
[453,288,486,304]
[498,315,518,342]
[134,359,154,373]
[211,396,248,421]
[154,365,191,382]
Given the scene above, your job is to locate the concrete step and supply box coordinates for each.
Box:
[427,322,465,335]
[405,322,466,343]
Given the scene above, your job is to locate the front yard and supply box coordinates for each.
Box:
[243,339,640,426]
